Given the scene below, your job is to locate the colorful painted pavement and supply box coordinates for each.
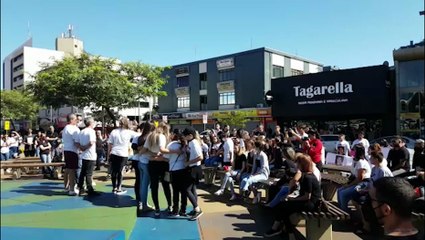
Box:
[0,180,200,240]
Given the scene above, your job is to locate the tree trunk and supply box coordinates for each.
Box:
[105,107,116,128]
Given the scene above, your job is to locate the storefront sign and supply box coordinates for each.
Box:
[162,113,183,119]
[216,58,234,70]
[272,65,390,118]
[202,114,208,124]
[184,112,212,120]
[217,81,234,93]
[4,121,10,130]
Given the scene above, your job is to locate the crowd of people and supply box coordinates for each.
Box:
[1,116,424,239]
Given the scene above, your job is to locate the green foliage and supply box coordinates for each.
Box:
[216,111,249,129]
[28,53,169,123]
[0,90,40,120]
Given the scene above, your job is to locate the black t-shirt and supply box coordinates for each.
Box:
[273,147,283,168]
[246,152,254,173]
[40,140,50,155]
[47,131,59,148]
[234,153,247,171]
[299,173,321,205]
[384,233,419,240]
[388,147,410,170]
[412,148,425,170]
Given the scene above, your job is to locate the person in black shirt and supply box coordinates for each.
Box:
[369,177,419,240]
[387,138,411,172]
[412,139,424,171]
[265,153,321,237]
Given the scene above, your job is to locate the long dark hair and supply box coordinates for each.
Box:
[138,122,155,147]
[354,144,365,161]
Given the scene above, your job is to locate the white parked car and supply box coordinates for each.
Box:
[321,134,341,153]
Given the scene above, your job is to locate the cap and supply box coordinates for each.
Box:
[416,139,425,144]
[182,127,196,136]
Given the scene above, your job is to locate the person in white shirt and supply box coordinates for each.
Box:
[107,117,137,195]
[1,134,10,161]
[8,131,20,159]
[62,114,81,196]
[77,118,100,196]
[183,127,204,220]
[351,131,370,156]
[164,130,188,216]
[337,144,371,213]
[221,132,234,166]
[336,134,351,156]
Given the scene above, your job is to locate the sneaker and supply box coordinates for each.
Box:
[264,228,282,237]
[189,210,203,221]
[169,211,179,217]
[178,211,187,217]
[214,189,224,196]
[230,194,238,201]
[112,189,117,194]
[115,189,127,195]
[154,209,161,217]
[252,193,261,204]
[167,206,173,214]
[68,191,78,196]
[92,181,96,186]
[187,210,196,216]
[78,189,87,196]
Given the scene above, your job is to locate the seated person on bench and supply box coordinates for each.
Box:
[264,153,321,237]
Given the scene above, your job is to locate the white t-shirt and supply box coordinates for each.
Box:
[188,139,203,167]
[165,141,186,171]
[1,139,9,153]
[63,124,81,153]
[8,137,18,147]
[143,134,167,154]
[252,151,270,177]
[79,127,97,161]
[336,140,351,156]
[313,164,321,181]
[108,128,137,157]
[223,138,234,163]
[351,138,370,151]
[353,159,371,179]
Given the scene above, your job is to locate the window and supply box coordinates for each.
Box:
[13,74,24,82]
[177,97,190,108]
[219,92,235,105]
[13,54,23,62]
[200,73,207,89]
[128,101,150,108]
[219,69,235,82]
[291,69,303,76]
[200,96,208,110]
[176,76,189,87]
[272,65,284,78]
[13,64,24,72]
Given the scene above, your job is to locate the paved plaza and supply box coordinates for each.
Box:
[0,169,372,240]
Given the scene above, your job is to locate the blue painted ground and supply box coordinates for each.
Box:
[130,217,200,240]
[1,227,125,240]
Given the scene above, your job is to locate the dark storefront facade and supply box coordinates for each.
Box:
[271,65,396,140]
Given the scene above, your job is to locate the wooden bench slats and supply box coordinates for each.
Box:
[1,163,65,168]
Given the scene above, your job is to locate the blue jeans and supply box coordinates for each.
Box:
[240,173,268,191]
[35,147,40,157]
[219,170,240,192]
[205,156,223,167]
[1,152,10,161]
[337,185,360,212]
[9,147,18,158]
[76,157,82,184]
[138,162,150,206]
[40,154,52,174]
[268,186,290,208]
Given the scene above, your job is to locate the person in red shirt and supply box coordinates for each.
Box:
[303,130,323,171]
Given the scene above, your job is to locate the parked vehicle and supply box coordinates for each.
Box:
[321,134,341,153]
[369,136,416,149]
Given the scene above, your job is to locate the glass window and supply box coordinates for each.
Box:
[177,76,189,87]
[200,73,207,90]
[272,65,284,78]
[177,97,190,108]
[219,92,235,105]
[13,64,23,72]
[219,69,235,82]
[291,69,303,76]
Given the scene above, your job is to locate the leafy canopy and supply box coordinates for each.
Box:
[216,111,249,129]
[29,53,169,116]
[0,90,40,120]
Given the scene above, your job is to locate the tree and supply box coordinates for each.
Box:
[216,111,249,129]
[29,53,169,126]
[0,90,40,122]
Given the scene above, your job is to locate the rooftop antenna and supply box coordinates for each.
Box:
[67,24,75,38]
[27,21,32,38]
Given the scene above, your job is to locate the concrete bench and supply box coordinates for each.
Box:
[321,173,349,201]
[251,178,280,202]
[202,166,217,185]
[0,162,65,180]
[297,201,350,240]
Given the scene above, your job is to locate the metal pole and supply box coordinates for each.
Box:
[50,106,53,126]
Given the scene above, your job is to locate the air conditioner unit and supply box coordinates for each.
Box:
[256,103,264,108]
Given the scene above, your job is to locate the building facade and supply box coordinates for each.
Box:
[158,47,322,131]
[393,40,425,138]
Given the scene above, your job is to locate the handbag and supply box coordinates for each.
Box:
[166,152,183,183]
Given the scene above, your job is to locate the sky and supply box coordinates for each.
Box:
[1,0,424,75]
